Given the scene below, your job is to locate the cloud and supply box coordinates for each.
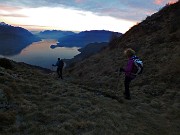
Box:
[9,23,53,31]
[19,24,48,27]
[2,6,135,33]
[0,0,174,21]
[0,4,27,18]
[154,0,164,5]
[0,13,27,17]
[0,0,167,23]
[75,0,84,3]
[0,4,22,11]
[0,0,178,32]
[168,0,178,4]
[100,7,155,22]
[154,0,178,5]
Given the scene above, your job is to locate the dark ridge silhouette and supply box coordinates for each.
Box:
[64,42,108,67]
[0,22,40,56]
[36,30,76,39]
[57,30,122,47]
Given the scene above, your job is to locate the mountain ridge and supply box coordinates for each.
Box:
[35,30,76,40]
[57,30,122,47]
[0,23,40,56]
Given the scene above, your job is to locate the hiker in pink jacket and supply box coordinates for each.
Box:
[120,48,143,100]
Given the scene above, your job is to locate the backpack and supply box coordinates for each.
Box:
[61,60,64,68]
[132,56,143,75]
[57,60,64,68]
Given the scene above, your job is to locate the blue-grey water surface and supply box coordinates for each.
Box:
[0,39,80,69]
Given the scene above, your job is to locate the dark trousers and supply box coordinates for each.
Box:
[57,67,63,79]
[124,76,134,99]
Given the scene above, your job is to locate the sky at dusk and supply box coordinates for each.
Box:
[0,0,178,33]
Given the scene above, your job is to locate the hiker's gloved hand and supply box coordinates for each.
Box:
[120,68,124,72]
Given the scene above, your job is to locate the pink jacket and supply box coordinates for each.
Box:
[124,58,136,78]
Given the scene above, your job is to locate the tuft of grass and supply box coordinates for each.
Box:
[0,111,16,129]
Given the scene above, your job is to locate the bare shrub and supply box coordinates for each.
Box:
[0,58,13,69]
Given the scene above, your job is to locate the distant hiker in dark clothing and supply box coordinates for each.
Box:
[52,58,64,79]
[120,48,143,100]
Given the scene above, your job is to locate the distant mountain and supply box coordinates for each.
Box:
[0,23,40,56]
[0,22,9,26]
[36,30,76,39]
[57,30,122,47]
[64,42,108,67]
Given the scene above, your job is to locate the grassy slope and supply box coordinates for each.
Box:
[0,2,180,135]
[1,60,179,135]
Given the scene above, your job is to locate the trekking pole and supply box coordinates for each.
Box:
[114,68,120,94]
[116,69,121,92]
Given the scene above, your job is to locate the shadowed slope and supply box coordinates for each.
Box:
[1,58,179,134]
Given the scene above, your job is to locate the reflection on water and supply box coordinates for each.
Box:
[1,39,80,69]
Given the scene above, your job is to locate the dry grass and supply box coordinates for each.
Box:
[0,60,179,135]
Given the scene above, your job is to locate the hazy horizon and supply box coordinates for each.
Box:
[1,22,121,34]
[0,0,178,33]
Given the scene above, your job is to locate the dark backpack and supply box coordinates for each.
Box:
[132,56,143,75]
[57,60,64,68]
[61,60,64,68]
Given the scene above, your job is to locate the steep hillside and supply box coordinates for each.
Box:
[0,23,40,56]
[64,42,108,67]
[67,1,180,89]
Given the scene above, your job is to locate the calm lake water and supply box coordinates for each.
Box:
[1,40,80,69]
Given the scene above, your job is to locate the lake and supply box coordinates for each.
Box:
[0,39,80,69]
